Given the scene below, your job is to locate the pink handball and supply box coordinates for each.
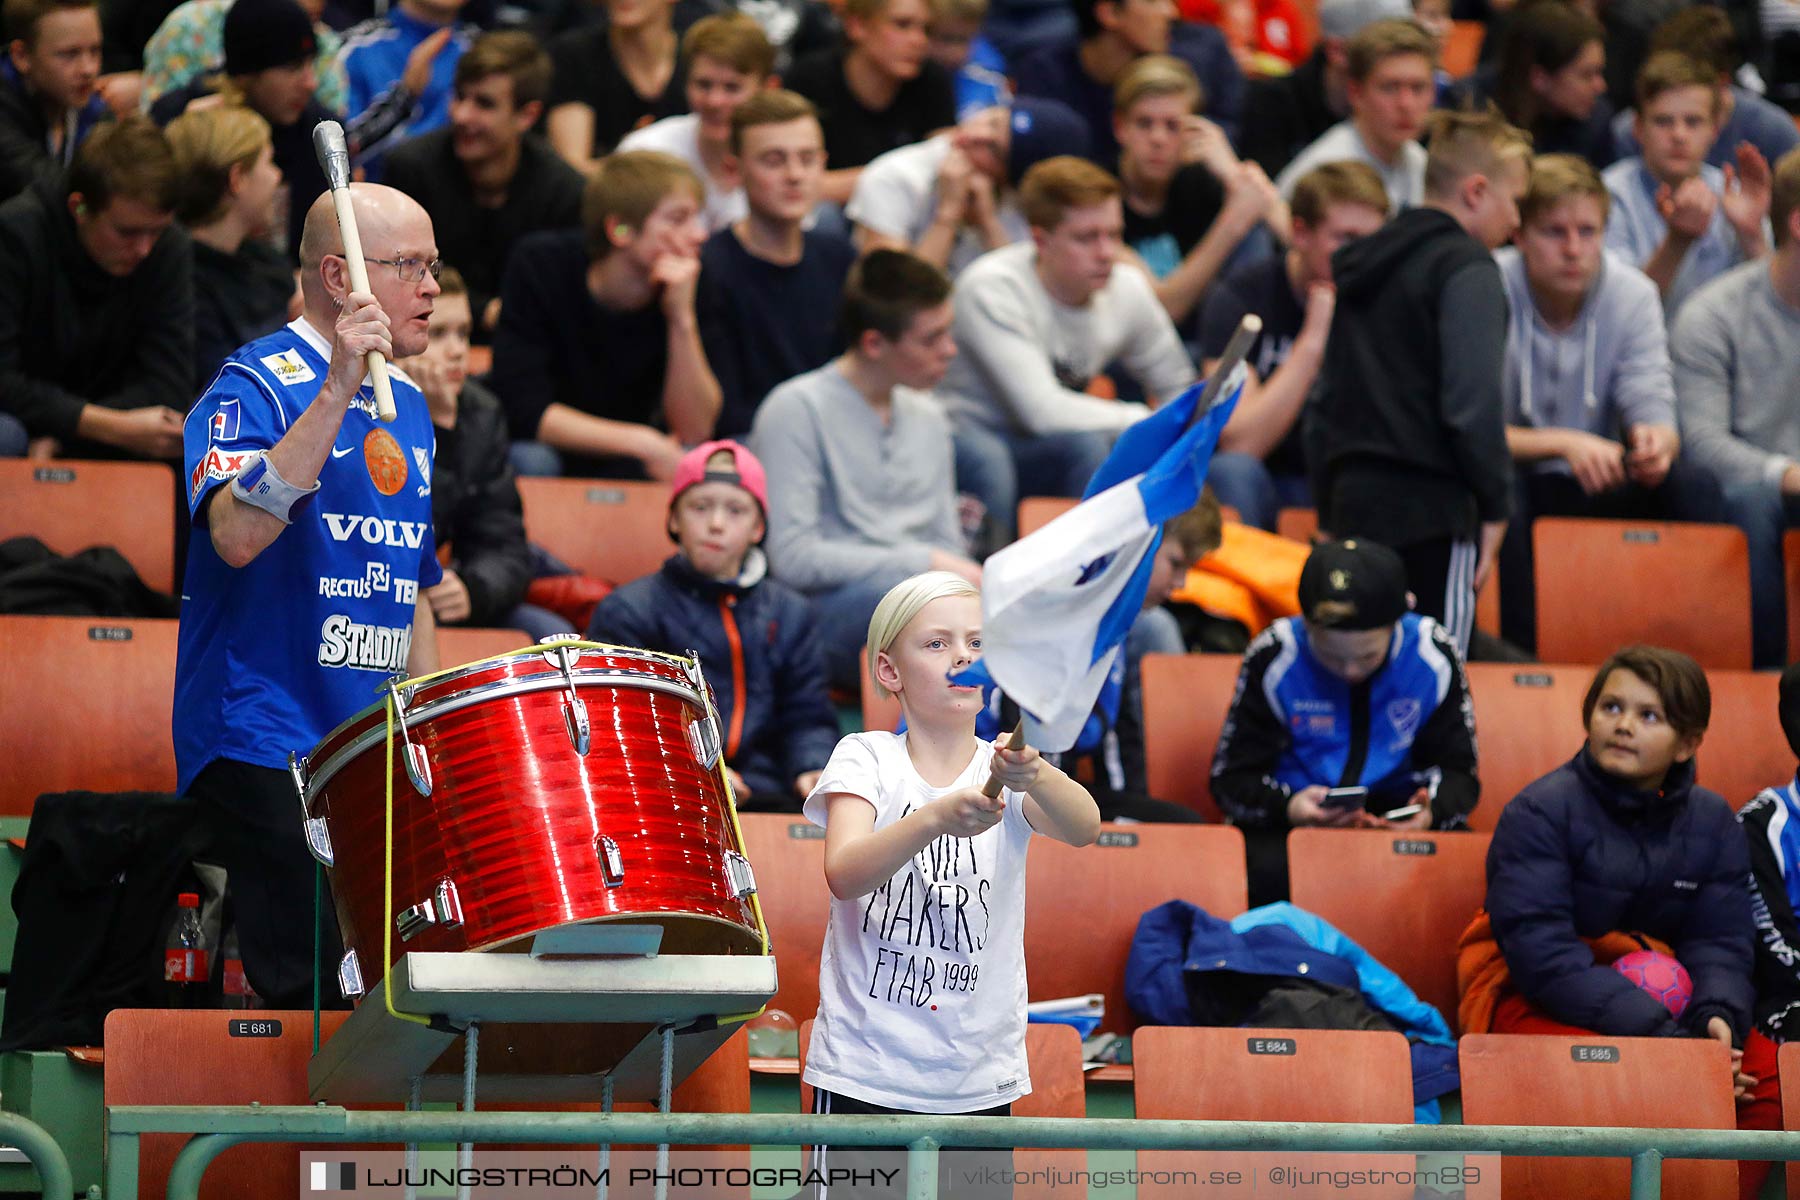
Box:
[1613,949,1693,1018]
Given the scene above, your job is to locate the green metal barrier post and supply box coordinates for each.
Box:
[0,1109,76,1199]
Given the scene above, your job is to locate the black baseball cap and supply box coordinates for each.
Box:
[224,0,317,76]
[1297,538,1409,630]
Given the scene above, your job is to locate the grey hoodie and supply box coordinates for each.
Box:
[1670,259,1800,490]
[1497,247,1677,477]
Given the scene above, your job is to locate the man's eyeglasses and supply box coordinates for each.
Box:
[365,256,442,283]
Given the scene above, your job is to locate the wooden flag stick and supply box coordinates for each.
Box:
[1188,313,1261,430]
[982,720,1028,798]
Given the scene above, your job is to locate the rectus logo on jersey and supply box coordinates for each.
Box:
[318,614,412,672]
[321,512,428,550]
[318,561,419,606]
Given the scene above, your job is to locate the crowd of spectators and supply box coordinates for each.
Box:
[11,0,1800,1163]
[5,0,1800,741]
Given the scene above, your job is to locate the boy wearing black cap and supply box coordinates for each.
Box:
[1212,537,1479,904]
[151,0,329,255]
[150,0,430,255]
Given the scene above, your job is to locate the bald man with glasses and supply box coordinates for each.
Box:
[173,182,444,1010]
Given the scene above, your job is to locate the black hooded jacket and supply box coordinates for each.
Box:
[1306,206,1511,547]
[429,379,532,627]
[0,176,194,451]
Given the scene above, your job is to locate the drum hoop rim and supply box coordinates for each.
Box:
[304,670,706,797]
[302,644,698,763]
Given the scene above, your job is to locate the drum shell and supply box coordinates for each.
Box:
[304,647,762,988]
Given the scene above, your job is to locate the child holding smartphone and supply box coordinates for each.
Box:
[1210,537,1481,906]
[803,571,1100,1199]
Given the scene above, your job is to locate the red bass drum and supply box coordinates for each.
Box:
[296,642,764,1016]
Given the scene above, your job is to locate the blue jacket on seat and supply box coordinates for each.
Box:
[586,549,840,807]
[1126,899,1458,1120]
[1486,750,1755,1040]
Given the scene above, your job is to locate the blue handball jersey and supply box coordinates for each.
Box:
[174,318,443,793]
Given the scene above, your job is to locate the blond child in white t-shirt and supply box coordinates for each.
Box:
[802,571,1100,1199]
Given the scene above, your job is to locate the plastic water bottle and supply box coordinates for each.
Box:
[165,892,208,1006]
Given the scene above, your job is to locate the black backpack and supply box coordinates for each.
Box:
[0,536,176,618]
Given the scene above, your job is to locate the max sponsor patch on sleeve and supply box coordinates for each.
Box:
[189,447,258,500]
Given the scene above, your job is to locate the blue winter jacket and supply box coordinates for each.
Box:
[1486,750,1755,1041]
[585,550,840,806]
[1126,899,1458,1121]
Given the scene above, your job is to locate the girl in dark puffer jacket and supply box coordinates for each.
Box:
[1476,646,1764,1196]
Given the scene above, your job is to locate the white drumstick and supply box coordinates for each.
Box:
[312,120,397,423]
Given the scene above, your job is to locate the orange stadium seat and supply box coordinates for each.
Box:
[0,615,178,815]
[104,1009,353,1200]
[1702,670,1791,810]
[1459,1033,1737,1198]
[0,459,178,593]
[435,626,529,667]
[1288,829,1492,1031]
[1007,1021,1088,1200]
[737,813,831,1024]
[1466,663,1777,827]
[1024,823,1247,1033]
[516,477,670,585]
[1463,662,1592,830]
[1018,496,1241,538]
[1018,496,1076,537]
[1533,518,1752,669]
[1444,20,1486,77]
[1140,652,1244,820]
[1133,1027,1417,1199]
[744,816,1247,1035]
[1275,506,1319,544]
[106,1010,747,1199]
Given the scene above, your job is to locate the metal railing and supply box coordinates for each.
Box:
[100,1106,1800,1200]
[0,1110,74,1198]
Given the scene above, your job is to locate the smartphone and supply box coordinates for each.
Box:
[1320,786,1368,811]
[1378,803,1424,821]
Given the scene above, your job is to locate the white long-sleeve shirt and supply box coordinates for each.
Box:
[939,241,1195,436]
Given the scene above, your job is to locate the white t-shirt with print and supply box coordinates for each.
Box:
[801,730,1036,1113]
[845,135,1030,278]
[618,113,747,232]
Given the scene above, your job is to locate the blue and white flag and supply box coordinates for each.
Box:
[956,369,1244,751]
